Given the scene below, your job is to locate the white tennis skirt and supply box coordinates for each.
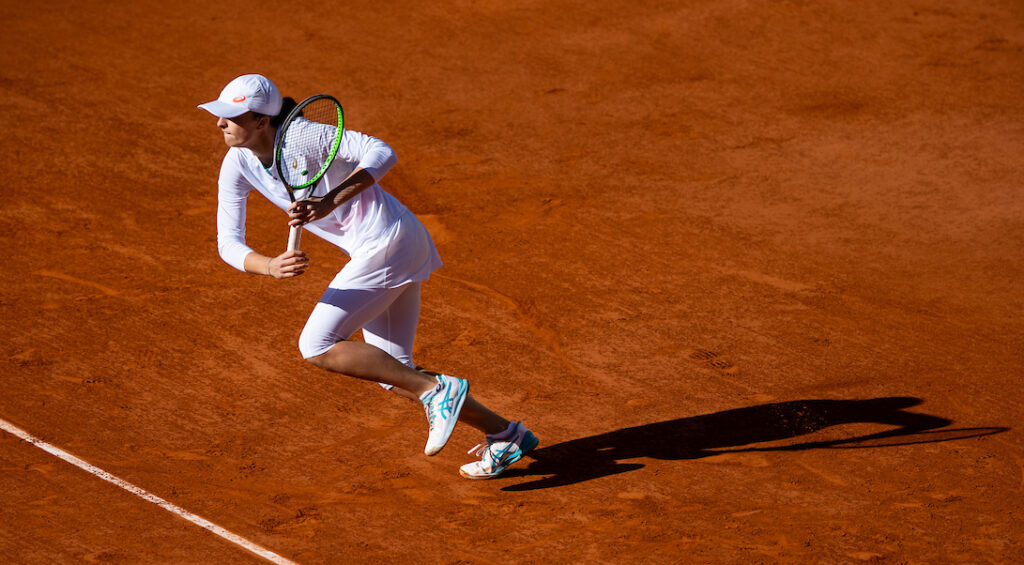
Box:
[329,210,442,290]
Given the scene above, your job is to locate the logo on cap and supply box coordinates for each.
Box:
[232,95,247,103]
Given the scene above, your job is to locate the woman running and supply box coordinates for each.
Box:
[198,74,537,479]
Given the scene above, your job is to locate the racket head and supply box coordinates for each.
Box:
[274,94,344,199]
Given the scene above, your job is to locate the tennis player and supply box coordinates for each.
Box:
[198,74,537,479]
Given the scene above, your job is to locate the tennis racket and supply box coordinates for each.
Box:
[273,94,344,251]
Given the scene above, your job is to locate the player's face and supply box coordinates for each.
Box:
[216,112,262,148]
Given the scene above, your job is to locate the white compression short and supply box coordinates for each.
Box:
[298,282,422,389]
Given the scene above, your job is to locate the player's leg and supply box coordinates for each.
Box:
[361,283,511,436]
[359,281,421,373]
[298,286,437,395]
[309,340,436,394]
[298,283,468,455]
[356,284,539,478]
[388,383,510,436]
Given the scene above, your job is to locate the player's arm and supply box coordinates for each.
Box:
[243,250,309,279]
[289,131,397,226]
[288,168,377,226]
[215,154,308,279]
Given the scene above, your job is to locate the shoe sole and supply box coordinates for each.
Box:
[459,432,539,480]
[424,378,469,456]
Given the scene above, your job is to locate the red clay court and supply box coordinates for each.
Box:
[1,0,1022,562]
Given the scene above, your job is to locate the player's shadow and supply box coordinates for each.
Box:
[502,396,1007,491]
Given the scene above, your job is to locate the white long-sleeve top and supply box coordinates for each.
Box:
[215,129,441,288]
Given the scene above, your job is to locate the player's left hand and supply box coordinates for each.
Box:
[288,197,332,226]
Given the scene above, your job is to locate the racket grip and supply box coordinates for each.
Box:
[287,225,302,251]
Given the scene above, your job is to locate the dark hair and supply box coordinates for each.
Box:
[255,97,298,129]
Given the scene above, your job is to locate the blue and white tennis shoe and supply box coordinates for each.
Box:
[422,374,469,456]
[459,421,539,479]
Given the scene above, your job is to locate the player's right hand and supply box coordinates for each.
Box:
[269,249,310,279]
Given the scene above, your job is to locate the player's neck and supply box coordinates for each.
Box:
[245,129,276,168]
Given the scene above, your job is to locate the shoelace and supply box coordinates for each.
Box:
[466,442,491,457]
[425,404,436,429]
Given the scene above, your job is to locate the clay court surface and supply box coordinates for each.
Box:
[2,0,1022,562]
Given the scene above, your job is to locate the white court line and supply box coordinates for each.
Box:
[0,417,296,565]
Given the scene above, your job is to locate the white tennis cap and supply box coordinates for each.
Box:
[198,74,283,118]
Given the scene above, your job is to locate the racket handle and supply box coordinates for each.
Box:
[287,225,302,251]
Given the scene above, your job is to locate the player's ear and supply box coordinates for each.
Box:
[255,115,270,130]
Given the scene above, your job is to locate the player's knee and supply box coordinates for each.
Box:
[297,328,334,361]
[305,352,329,370]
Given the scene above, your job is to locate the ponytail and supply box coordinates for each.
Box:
[269,97,298,128]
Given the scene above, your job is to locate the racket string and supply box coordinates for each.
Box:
[278,98,343,190]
